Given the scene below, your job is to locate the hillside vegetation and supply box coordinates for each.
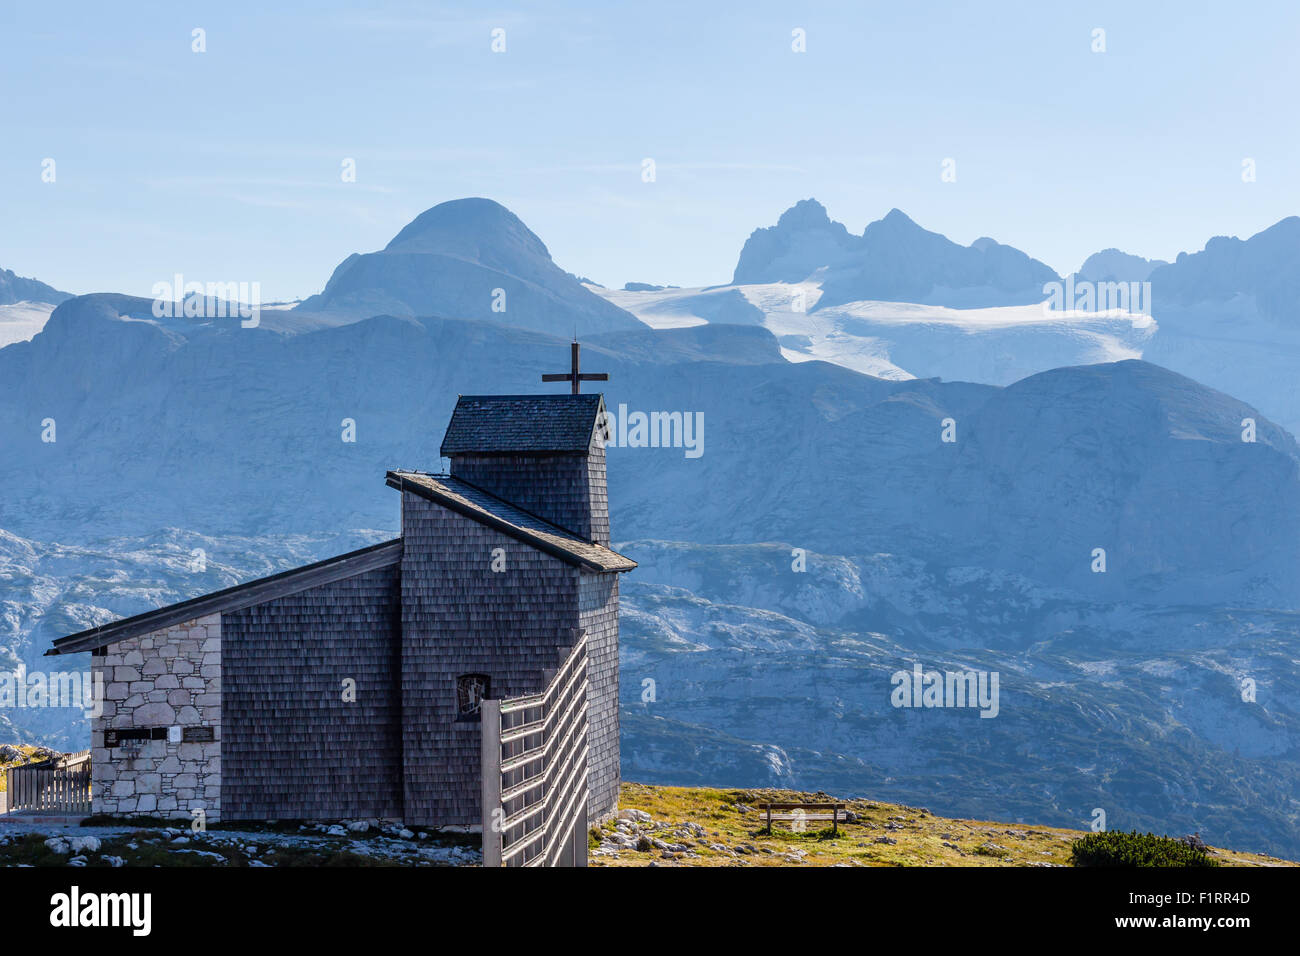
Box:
[591,784,1297,867]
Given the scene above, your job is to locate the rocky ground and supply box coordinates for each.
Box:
[0,817,479,867]
[3,781,1295,867]
[589,784,1299,867]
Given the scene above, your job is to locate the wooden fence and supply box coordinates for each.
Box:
[5,751,92,815]
[481,632,590,867]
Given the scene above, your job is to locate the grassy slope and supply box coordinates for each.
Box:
[592,783,1297,867]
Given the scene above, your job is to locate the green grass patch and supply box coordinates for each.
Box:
[1070,831,1220,867]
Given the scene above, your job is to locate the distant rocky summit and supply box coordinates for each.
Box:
[1073,248,1168,284]
[1148,215,1300,321]
[733,199,1059,308]
[0,266,70,306]
[297,197,643,335]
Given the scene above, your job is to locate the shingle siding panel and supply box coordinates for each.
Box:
[586,427,610,546]
[580,571,620,821]
[389,471,632,571]
[399,491,586,826]
[449,452,606,544]
[221,563,403,821]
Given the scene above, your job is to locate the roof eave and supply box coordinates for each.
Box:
[387,471,634,573]
[46,538,404,656]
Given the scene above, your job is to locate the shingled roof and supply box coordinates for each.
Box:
[387,471,636,573]
[47,538,404,656]
[439,394,606,456]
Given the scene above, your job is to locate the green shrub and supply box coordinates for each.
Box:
[1070,830,1219,867]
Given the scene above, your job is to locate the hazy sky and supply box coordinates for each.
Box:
[2,0,1297,300]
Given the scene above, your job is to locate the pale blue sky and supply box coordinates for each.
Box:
[2,0,1297,300]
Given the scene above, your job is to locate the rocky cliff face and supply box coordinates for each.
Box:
[733,200,1059,308]
[0,266,70,307]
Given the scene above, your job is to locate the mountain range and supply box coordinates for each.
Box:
[599,198,1300,436]
[2,197,1299,856]
[734,200,1059,309]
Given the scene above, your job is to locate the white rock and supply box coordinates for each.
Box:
[69,836,101,854]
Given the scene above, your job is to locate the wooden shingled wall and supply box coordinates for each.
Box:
[579,570,620,821]
[221,563,404,820]
[399,491,583,827]
[585,426,610,545]
[448,453,602,544]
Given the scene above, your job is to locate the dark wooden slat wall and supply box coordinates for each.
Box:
[580,424,616,817]
[450,451,603,544]
[585,428,611,546]
[221,563,404,821]
[399,491,583,827]
[579,571,620,820]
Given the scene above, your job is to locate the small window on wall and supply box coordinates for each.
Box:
[457,674,490,719]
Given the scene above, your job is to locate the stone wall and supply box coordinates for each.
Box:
[91,614,221,821]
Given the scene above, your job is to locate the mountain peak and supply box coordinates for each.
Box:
[733,200,1058,305]
[384,197,550,261]
[1074,248,1168,284]
[0,266,72,307]
[774,198,834,230]
[862,207,935,242]
[732,199,857,284]
[296,198,642,335]
[879,207,918,229]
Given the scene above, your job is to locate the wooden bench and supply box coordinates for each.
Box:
[757,802,848,834]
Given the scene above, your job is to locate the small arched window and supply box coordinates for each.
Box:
[456,674,490,719]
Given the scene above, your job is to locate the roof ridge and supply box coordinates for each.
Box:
[440,393,606,456]
[455,393,603,400]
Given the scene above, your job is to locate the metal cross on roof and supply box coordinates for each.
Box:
[542,341,609,394]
